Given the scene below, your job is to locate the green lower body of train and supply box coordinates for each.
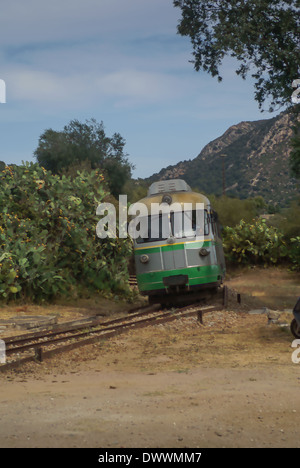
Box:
[137,264,223,291]
[134,239,226,303]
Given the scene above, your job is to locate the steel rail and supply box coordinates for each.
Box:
[4,304,159,346]
[0,303,218,372]
[5,304,204,354]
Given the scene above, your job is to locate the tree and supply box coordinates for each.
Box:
[34,118,134,197]
[173,0,300,112]
[208,194,266,227]
[290,118,300,179]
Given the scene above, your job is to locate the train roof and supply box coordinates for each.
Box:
[148,179,191,196]
[136,179,211,209]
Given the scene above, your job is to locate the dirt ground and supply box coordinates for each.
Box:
[0,267,299,448]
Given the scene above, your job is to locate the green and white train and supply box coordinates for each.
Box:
[132,179,226,305]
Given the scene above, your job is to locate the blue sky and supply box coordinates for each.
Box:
[0,0,281,179]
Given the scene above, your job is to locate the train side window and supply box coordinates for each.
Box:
[204,210,209,236]
[210,211,221,237]
[210,212,215,235]
[213,211,222,238]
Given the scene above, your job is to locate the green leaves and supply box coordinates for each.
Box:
[34,118,134,198]
[0,163,133,302]
[290,237,300,270]
[174,0,299,111]
[223,218,299,268]
[289,118,300,179]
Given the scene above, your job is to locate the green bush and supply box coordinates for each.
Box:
[289,237,300,271]
[223,218,289,266]
[0,163,132,302]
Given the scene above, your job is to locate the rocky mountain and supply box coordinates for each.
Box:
[145,110,299,207]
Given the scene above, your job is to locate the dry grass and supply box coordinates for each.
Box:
[225,266,299,310]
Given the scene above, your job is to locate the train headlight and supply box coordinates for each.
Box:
[199,248,210,256]
[162,194,172,205]
[140,254,150,264]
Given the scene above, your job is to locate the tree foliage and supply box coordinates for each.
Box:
[290,119,300,179]
[34,118,134,198]
[209,194,266,227]
[0,163,133,302]
[222,218,300,268]
[214,195,300,269]
[124,179,148,203]
[269,197,300,239]
[173,0,300,111]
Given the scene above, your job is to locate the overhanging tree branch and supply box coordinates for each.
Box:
[174,0,300,111]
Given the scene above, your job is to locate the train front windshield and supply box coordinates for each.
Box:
[135,210,209,243]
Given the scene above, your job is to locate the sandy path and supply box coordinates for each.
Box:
[0,309,299,448]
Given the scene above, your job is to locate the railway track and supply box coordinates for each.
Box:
[0,302,219,372]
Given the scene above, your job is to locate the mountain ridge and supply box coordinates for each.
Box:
[144,110,299,207]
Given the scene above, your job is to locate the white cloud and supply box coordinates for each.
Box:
[7,68,85,105]
[0,0,179,46]
[0,0,189,112]
[96,69,177,102]
[5,65,186,112]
